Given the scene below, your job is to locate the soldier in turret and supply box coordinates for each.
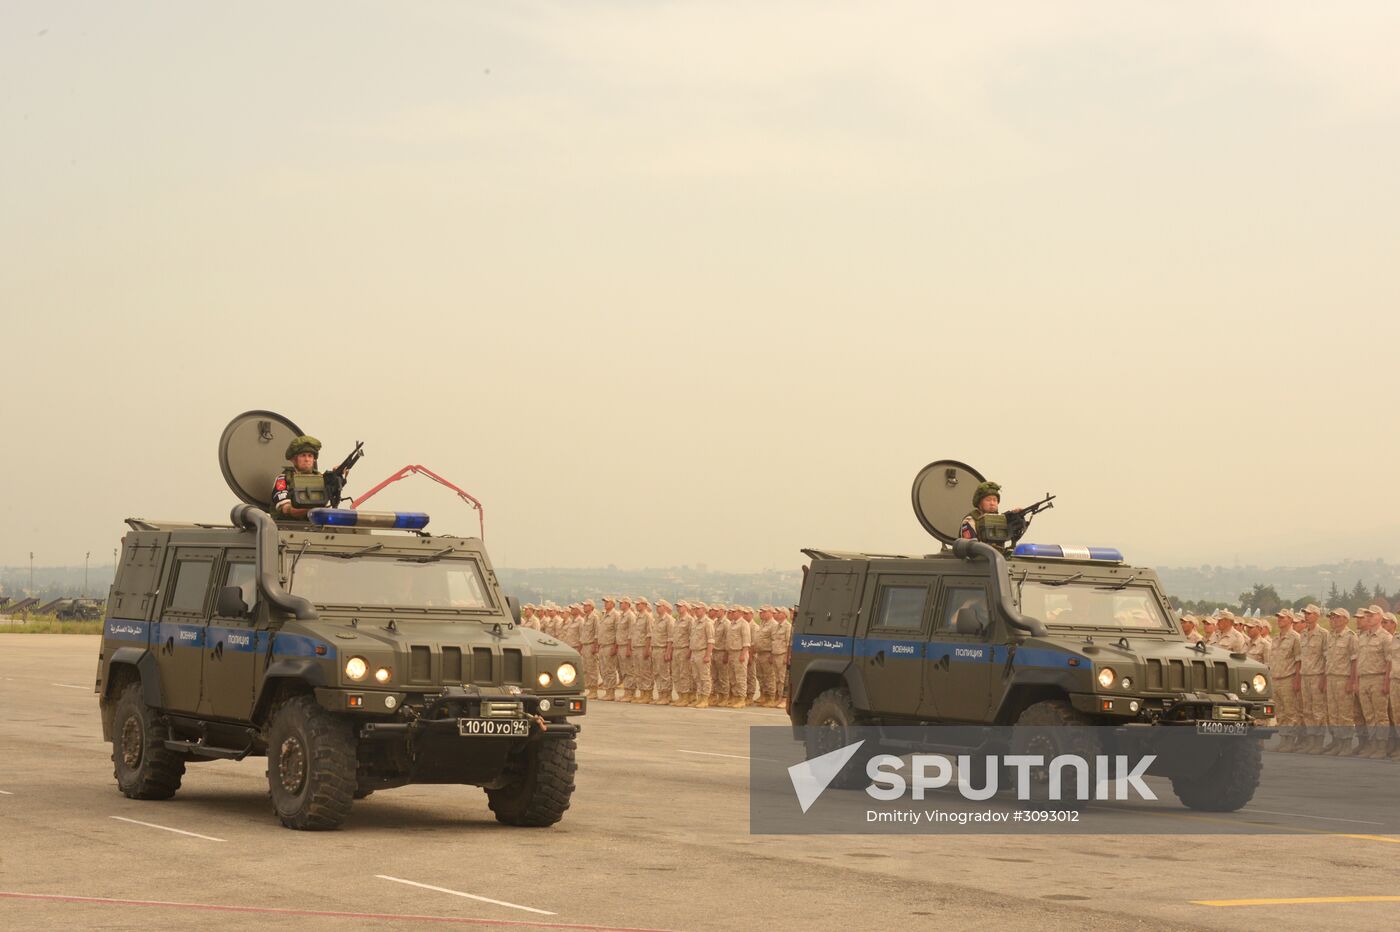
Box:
[958,482,1023,546]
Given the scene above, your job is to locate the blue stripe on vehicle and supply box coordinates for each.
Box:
[795,634,1078,670]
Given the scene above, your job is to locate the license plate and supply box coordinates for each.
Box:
[457,718,530,737]
[1197,720,1248,736]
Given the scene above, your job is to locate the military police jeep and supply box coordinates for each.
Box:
[94,412,585,830]
[787,461,1272,811]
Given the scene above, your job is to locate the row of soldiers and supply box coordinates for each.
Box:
[520,597,793,709]
[1182,605,1400,758]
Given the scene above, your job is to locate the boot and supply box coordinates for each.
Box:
[1275,734,1298,753]
[1340,740,1362,757]
[733,698,748,709]
[673,693,690,707]
[1323,739,1345,756]
[1366,743,1389,759]
[694,695,710,709]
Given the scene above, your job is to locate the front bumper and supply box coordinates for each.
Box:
[315,683,588,721]
[1071,691,1274,722]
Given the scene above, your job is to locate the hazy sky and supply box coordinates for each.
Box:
[3,2,1399,573]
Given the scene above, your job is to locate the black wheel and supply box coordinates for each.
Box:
[485,736,577,827]
[803,686,880,790]
[1010,699,1102,807]
[111,682,186,800]
[265,695,357,830]
[1170,739,1262,812]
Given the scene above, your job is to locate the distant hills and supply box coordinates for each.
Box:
[9,558,1400,615]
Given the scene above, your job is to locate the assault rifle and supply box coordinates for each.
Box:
[1006,492,1056,542]
[323,441,364,507]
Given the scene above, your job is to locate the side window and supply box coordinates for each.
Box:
[168,561,214,614]
[942,586,990,633]
[222,563,257,615]
[874,586,927,632]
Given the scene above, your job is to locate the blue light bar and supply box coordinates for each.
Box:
[307,508,430,530]
[1013,543,1124,562]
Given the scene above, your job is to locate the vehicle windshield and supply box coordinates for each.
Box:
[1018,581,1171,631]
[287,553,492,611]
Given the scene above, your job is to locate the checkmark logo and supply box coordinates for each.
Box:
[787,740,865,813]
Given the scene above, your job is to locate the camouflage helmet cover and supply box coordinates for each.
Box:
[972,481,1002,508]
[285,435,322,460]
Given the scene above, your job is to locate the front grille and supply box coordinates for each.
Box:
[441,646,462,683]
[1146,658,1229,693]
[503,648,523,684]
[472,647,493,683]
[409,645,432,682]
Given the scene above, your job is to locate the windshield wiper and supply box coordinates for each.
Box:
[1042,573,1083,587]
[335,543,384,559]
[399,547,454,564]
[1095,575,1138,591]
[287,540,311,589]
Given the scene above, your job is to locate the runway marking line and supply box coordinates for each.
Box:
[0,790,12,795]
[1245,808,1383,826]
[0,892,679,931]
[1338,834,1400,845]
[676,749,756,761]
[109,816,225,842]
[1195,895,1400,907]
[376,875,554,915]
[51,683,89,690]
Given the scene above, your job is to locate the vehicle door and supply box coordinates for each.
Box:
[920,577,998,722]
[153,548,218,713]
[199,551,260,721]
[857,575,935,716]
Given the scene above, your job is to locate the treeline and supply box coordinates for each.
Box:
[1170,580,1395,617]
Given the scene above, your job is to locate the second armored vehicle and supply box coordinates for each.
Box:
[787,460,1272,811]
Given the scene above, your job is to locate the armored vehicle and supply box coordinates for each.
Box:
[787,460,1272,811]
[94,412,585,830]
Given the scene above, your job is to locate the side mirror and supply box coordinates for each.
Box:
[506,595,521,626]
[217,586,250,618]
[955,605,985,636]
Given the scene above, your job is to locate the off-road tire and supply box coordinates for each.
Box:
[485,736,577,827]
[1170,739,1262,812]
[111,682,186,799]
[803,686,880,790]
[265,695,357,830]
[1010,699,1102,807]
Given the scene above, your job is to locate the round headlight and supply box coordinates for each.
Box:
[1097,667,1117,689]
[384,695,398,710]
[557,663,577,686]
[539,699,552,713]
[1252,674,1267,694]
[1241,682,1250,694]
[374,667,391,684]
[538,671,552,688]
[1129,700,1141,713]
[1120,677,1133,689]
[345,657,368,681]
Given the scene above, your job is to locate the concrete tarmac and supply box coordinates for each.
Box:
[1,634,1396,931]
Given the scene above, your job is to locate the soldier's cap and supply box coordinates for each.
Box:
[285,435,322,460]
[1327,608,1350,619]
[1216,611,1235,621]
[972,481,1002,507]
[1366,604,1384,616]
[1303,604,1322,615]
[1274,608,1291,617]
[1385,612,1397,624]
[656,598,670,608]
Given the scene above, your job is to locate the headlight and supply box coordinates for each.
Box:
[1241,682,1250,694]
[538,671,552,687]
[1097,667,1117,689]
[374,667,391,684]
[557,663,577,686]
[345,657,368,681]
[1252,674,1267,694]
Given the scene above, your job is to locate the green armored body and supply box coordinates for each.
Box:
[786,460,1272,812]
[94,411,584,830]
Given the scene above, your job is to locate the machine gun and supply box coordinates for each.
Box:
[322,441,364,507]
[1006,492,1055,542]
